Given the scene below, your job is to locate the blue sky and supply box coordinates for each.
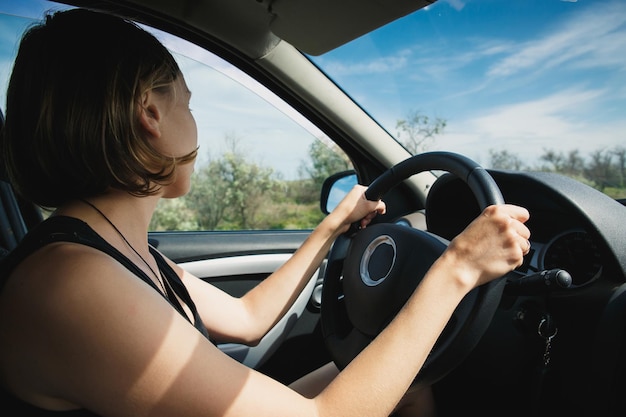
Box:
[1,0,625,174]
[310,0,626,166]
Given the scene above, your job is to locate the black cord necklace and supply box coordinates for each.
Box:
[80,199,168,298]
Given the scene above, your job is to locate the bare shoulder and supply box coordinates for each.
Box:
[0,241,314,416]
[2,242,144,318]
[0,242,196,410]
[0,238,192,337]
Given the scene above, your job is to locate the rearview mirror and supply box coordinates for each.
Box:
[320,171,358,215]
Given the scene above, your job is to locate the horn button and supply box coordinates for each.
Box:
[342,223,447,337]
[360,235,396,287]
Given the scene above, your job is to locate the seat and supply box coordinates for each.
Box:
[0,109,42,257]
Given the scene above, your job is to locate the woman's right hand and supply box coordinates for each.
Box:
[329,184,387,235]
[437,204,531,291]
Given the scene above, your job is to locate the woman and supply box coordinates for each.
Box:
[0,8,531,417]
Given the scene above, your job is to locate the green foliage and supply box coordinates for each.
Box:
[151,128,625,232]
[299,140,351,191]
[150,136,349,231]
[604,187,626,200]
[488,146,626,196]
[149,198,199,231]
[186,135,277,230]
[488,149,525,171]
[261,201,324,229]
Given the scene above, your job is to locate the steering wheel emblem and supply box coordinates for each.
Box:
[360,235,397,286]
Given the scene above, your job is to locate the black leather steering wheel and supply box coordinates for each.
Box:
[320,151,507,386]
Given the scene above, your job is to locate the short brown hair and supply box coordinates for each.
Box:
[1,8,197,208]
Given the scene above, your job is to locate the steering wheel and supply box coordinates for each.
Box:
[320,151,507,386]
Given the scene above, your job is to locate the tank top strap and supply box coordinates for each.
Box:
[151,249,209,339]
[0,216,208,339]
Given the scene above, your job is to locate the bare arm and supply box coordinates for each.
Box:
[1,203,529,417]
[315,204,531,416]
[180,185,386,344]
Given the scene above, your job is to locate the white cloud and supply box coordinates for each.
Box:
[320,49,411,76]
[441,0,466,12]
[176,57,322,178]
[434,87,626,166]
[487,2,626,78]
[470,88,600,139]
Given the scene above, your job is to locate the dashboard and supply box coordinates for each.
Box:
[423,169,626,415]
[421,170,626,291]
[539,229,603,287]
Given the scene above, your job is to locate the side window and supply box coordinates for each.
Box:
[0,9,352,232]
[149,35,353,231]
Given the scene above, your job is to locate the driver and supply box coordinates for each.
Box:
[0,8,531,417]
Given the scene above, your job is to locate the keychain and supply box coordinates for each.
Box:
[538,314,558,370]
[531,312,559,415]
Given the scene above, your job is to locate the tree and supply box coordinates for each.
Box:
[488,149,526,170]
[538,149,563,172]
[149,198,198,231]
[585,149,617,192]
[612,146,626,188]
[220,150,275,229]
[184,133,278,229]
[300,139,351,185]
[185,161,230,230]
[395,110,447,154]
[539,149,585,177]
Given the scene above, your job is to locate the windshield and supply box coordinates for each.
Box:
[308,0,626,199]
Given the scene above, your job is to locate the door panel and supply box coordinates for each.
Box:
[150,230,328,377]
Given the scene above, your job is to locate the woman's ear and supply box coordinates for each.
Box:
[138,90,162,139]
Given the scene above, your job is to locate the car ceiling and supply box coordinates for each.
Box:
[61,0,434,57]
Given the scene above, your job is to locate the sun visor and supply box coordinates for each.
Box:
[269,0,434,55]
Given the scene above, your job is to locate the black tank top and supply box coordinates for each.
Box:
[0,215,210,416]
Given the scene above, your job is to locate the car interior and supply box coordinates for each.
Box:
[0,109,43,258]
[1,1,626,416]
